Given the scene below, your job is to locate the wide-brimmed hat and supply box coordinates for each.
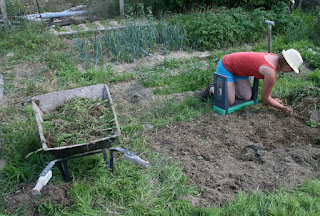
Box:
[282,49,303,73]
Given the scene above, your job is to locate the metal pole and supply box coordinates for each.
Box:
[265,20,275,53]
[0,0,9,29]
[119,0,124,17]
[268,25,272,53]
[35,0,42,19]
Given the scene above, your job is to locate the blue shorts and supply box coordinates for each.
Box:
[216,59,250,82]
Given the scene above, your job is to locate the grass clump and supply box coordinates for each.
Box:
[137,58,214,95]
[43,97,115,147]
[221,180,320,215]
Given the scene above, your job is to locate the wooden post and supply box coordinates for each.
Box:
[0,0,9,29]
[298,0,303,10]
[119,0,124,17]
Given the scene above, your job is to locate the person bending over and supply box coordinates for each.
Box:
[202,49,303,115]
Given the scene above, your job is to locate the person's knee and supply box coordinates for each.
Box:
[241,92,252,101]
[228,97,235,105]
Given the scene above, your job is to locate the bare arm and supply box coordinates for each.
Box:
[259,66,293,115]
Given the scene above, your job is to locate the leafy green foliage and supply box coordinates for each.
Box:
[169,3,318,51]
[286,86,320,104]
[272,70,319,104]
[306,69,320,86]
[283,7,320,46]
[125,0,289,16]
[170,7,275,50]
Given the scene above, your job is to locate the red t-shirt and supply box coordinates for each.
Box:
[221,52,277,79]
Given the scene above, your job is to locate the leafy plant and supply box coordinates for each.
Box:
[286,86,320,104]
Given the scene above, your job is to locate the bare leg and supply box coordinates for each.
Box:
[227,82,236,105]
[209,79,251,105]
[235,79,252,101]
[210,82,237,105]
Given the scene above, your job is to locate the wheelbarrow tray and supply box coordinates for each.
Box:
[31,84,121,158]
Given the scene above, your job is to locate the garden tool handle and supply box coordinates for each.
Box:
[32,170,52,195]
[124,154,151,168]
[265,20,274,53]
[265,20,274,29]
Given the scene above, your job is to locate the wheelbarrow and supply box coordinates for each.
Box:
[30,84,150,195]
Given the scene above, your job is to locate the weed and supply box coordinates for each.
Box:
[286,86,320,105]
[42,97,115,147]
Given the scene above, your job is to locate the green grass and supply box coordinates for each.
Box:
[1,8,320,216]
[137,57,215,95]
[0,22,62,61]
[0,105,52,185]
[220,181,320,215]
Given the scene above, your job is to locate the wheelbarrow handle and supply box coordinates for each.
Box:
[124,154,151,168]
[32,170,52,195]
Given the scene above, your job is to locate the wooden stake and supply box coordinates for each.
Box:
[119,0,124,17]
[0,0,9,29]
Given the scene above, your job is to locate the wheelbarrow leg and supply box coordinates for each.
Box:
[102,148,112,172]
[56,161,66,181]
[109,149,114,172]
[63,160,69,181]
[56,160,69,181]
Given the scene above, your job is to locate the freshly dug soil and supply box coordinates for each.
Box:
[43,97,115,148]
[145,103,320,205]
[4,182,72,215]
[112,80,320,206]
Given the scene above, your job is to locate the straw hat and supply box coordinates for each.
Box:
[282,49,303,73]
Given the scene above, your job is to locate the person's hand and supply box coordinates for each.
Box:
[274,98,283,104]
[281,106,293,115]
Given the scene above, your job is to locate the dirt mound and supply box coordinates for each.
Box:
[145,104,320,205]
[4,182,72,215]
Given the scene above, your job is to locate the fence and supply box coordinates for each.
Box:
[0,0,125,27]
[0,0,8,28]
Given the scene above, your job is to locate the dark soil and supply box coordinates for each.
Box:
[112,78,320,206]
[145,104,320,205]
[4,182,72,215]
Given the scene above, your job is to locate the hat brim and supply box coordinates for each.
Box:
[282,50,299,73]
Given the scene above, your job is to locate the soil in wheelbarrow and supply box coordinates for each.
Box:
[43,97,115,148]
